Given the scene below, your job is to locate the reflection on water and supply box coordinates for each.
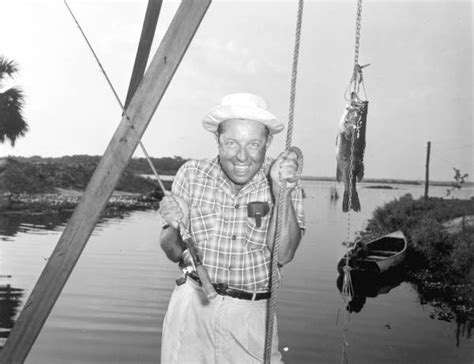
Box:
[408,272,473,347]
[336,269,405,313]
[0,212,70,239]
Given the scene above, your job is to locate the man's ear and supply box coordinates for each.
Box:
[266,135,273,149]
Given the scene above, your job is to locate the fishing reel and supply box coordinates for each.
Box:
[175,249,196,286]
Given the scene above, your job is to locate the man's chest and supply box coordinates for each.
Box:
[187,176,274,249]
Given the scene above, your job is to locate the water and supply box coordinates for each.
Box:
[0,181,472,363]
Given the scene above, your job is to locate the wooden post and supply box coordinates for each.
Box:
[124,0,162,109]
[424,141,431,200]
[0,1,211,362]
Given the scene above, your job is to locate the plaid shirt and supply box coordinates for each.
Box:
[172,157,305,292]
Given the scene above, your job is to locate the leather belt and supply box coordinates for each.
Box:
[187,274,270,301]
[213,283,271,301]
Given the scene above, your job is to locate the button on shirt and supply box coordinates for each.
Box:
[172,157,305,292]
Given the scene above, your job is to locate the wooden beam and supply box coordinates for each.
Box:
[0,1,211,362]
[124,0,162,109]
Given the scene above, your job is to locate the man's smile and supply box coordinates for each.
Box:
[233,164,250,172]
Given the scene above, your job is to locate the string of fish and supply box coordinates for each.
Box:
[338,0,369,363]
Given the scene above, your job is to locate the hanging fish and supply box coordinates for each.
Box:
[336,94,368,212]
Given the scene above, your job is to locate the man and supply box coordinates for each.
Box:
[159,93,305,363]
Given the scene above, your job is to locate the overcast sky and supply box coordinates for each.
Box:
[0,0,472,181]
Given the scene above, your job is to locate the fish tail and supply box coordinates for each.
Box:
[351,190,361,212]
[342,190,349,212]
[342,187,360,212]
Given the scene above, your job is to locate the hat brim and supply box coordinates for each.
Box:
[202,105,284,135]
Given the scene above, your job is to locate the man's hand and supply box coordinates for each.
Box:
[158,193,189,230]
[270,150,301,194]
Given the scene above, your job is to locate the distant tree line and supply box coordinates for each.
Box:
[0,155,186,194]
[12,155,187,175]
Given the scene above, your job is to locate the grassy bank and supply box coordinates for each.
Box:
[0,156,176,215]
[359,194,474,342]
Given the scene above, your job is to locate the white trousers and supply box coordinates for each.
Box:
[161,279,283,364]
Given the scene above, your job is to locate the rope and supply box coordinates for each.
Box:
[286,0,304,150]
[353,0,363,67]
[264,1,304,363]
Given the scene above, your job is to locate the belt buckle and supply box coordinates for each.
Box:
[214,283,227,296]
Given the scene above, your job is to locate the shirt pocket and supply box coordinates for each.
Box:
[245,213,271,252]
[189,206,217,244]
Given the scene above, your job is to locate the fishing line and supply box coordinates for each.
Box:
[64,0,167,194]
[64,0,217,300]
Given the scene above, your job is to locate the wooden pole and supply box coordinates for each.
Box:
[124,0,162,110]
[424,141,431,200]
[0,1,211,362]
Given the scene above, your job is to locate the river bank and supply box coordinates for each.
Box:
[0,188,159,218]
[358,194,474,341]
[0,156,174,217]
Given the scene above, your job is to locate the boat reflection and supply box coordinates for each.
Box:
[337,268,405,313]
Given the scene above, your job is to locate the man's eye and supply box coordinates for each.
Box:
[226,141,236,147]
[248,142,260,149]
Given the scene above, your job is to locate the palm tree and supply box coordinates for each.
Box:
[0,56,28,146]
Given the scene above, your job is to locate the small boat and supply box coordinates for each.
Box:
[337,230,407,274]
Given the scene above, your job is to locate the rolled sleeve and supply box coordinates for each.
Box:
[291,182,305,230]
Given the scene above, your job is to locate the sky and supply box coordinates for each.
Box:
[0,0,472,181]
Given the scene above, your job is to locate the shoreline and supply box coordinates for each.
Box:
[0,189,158,217]
[301,175,474,187]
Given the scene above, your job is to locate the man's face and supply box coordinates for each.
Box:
[218,119,272,191]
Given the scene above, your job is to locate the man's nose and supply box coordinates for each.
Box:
[236,146,248,162]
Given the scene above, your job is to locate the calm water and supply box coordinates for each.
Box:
[0,181,473,363]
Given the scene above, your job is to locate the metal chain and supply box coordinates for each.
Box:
[346,0,363,233]
[341,3,364,361]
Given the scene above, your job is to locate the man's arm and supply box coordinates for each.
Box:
[265,187,302,265]
[267,150,305,265]
[160,224,186,262]
[158,190,190,262]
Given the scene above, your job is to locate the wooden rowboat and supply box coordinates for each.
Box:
[337,230,407,274]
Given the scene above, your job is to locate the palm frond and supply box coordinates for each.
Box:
[0,87,28,146]
[0,56,19,82]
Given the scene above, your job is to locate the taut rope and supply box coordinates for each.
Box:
[264,1,304,363]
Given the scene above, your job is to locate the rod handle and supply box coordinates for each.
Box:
[196,265,217,299]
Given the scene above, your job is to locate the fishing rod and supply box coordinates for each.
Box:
[64,0,216,299]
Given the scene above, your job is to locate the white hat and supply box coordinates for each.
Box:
[202,93,284,135]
